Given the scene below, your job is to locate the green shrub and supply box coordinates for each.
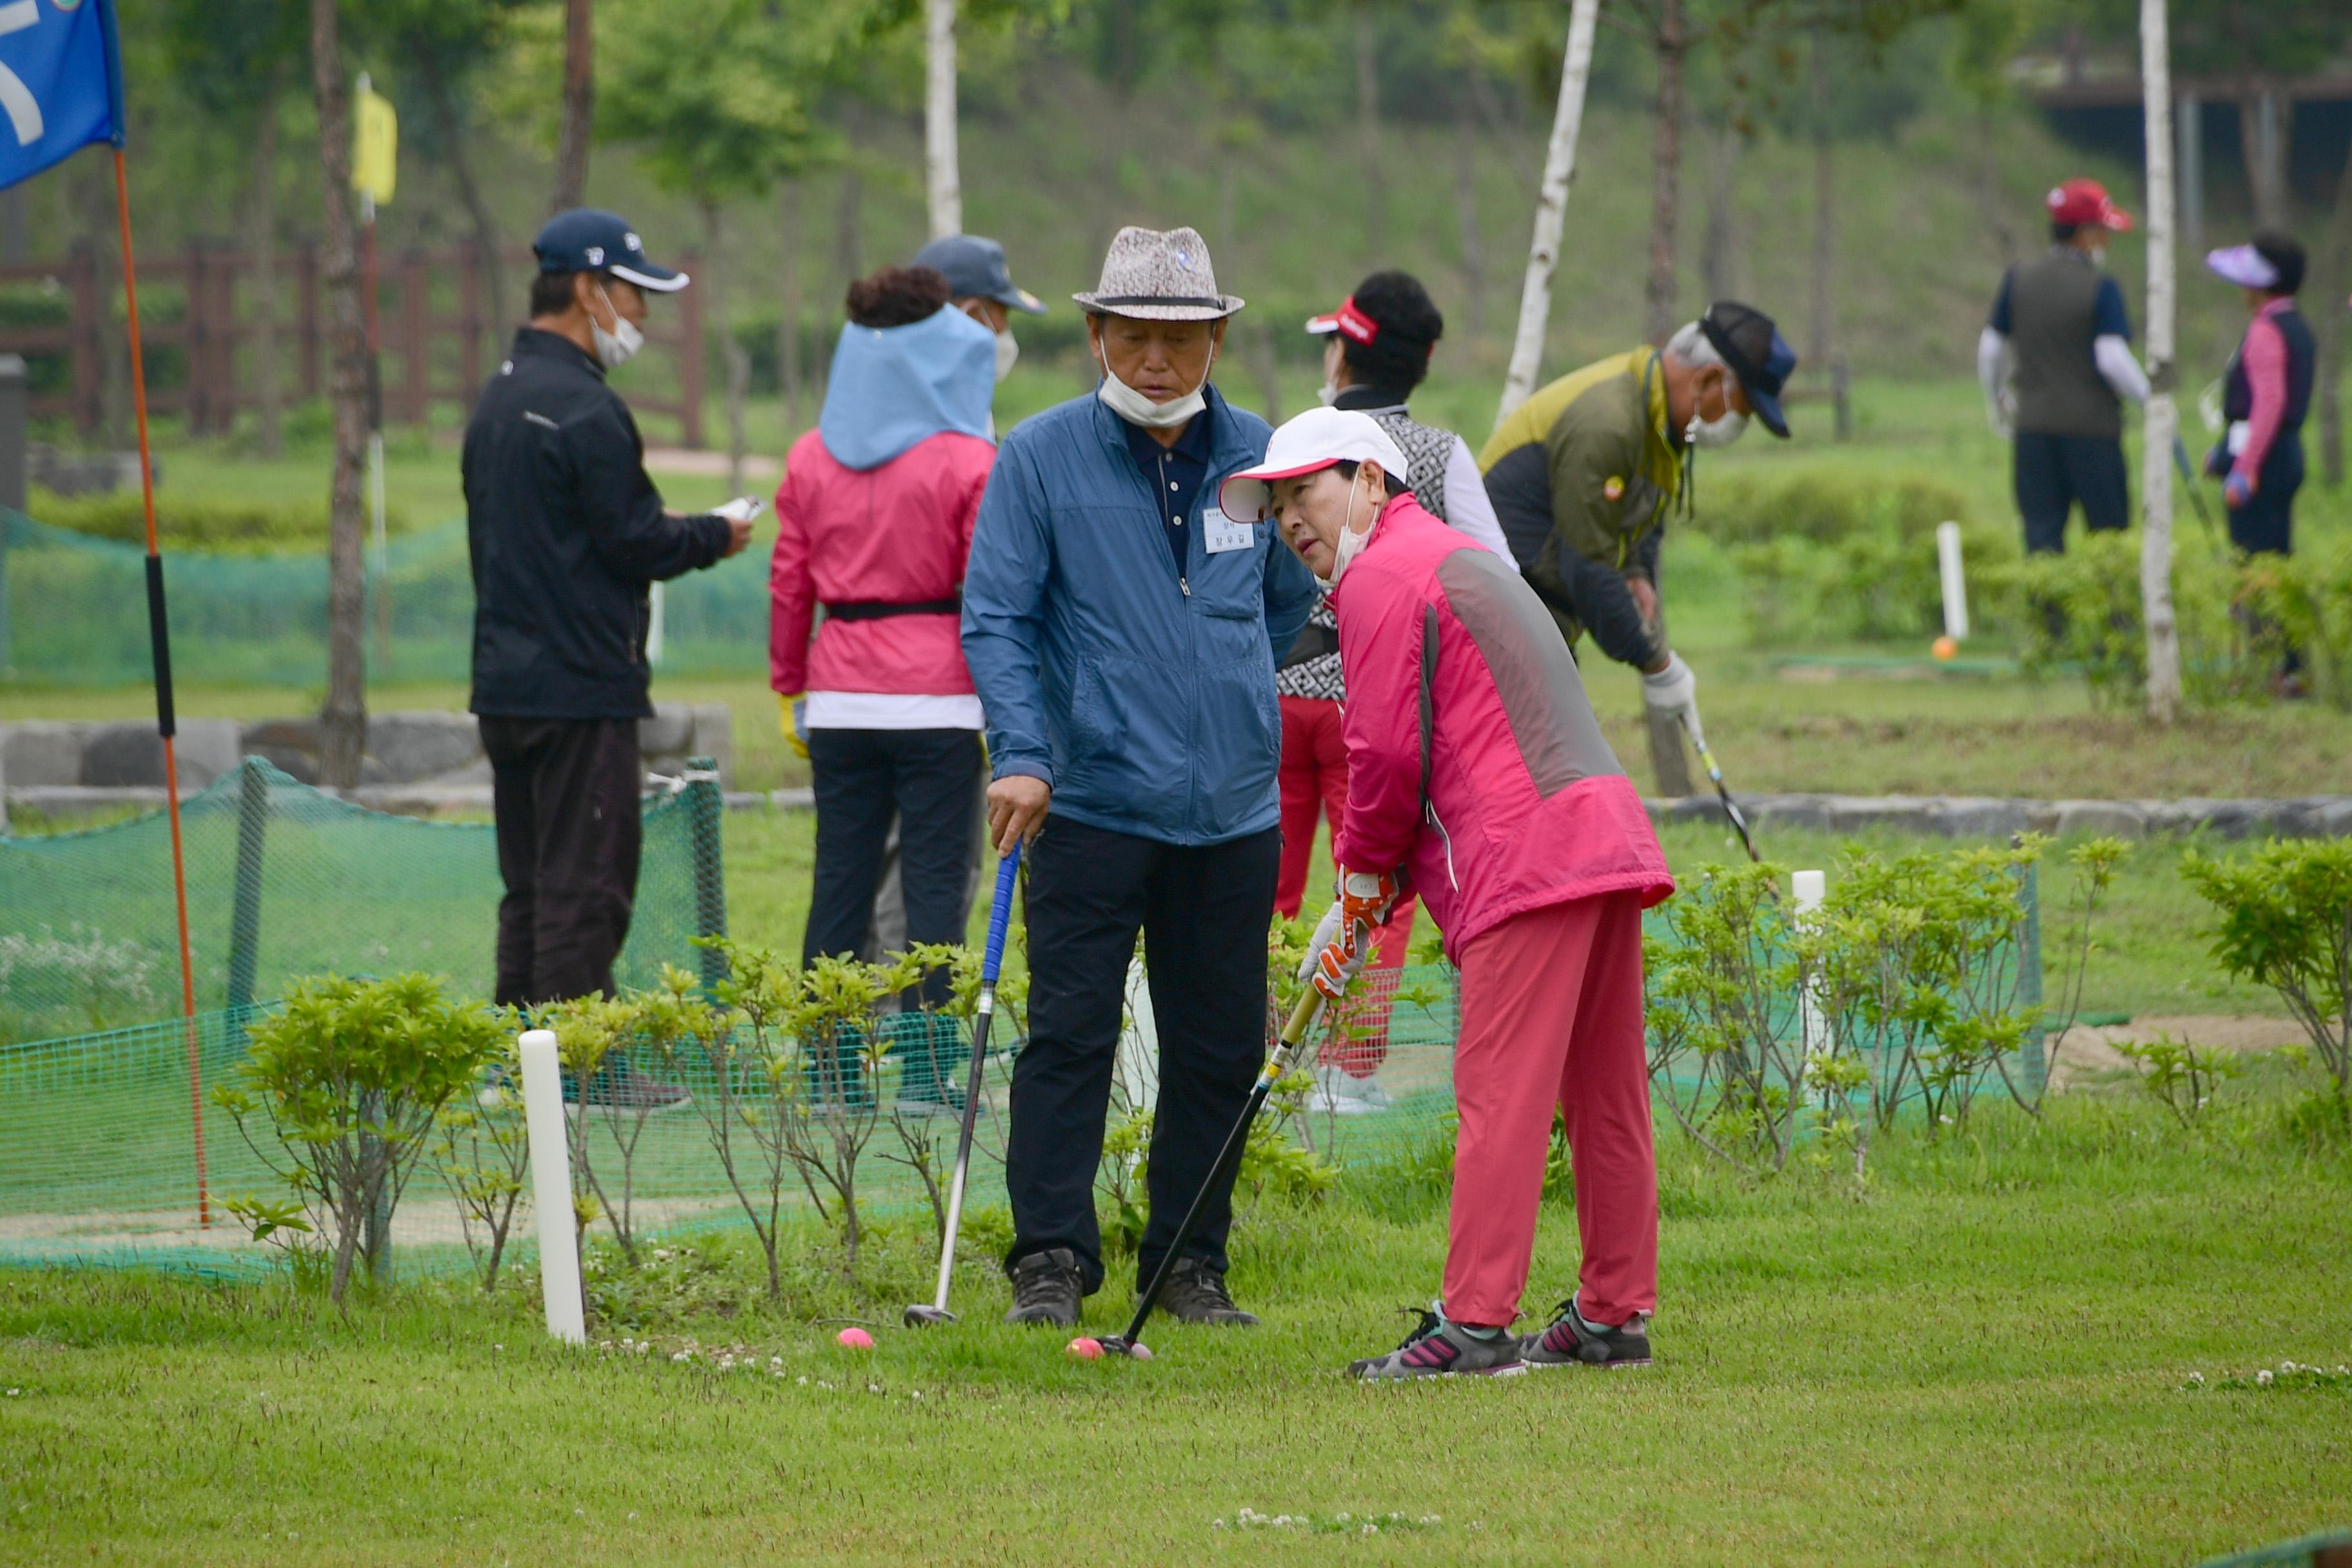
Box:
[29,486,410,553]
[2246,534,2352,710]
[2004,531,2286,709]
[1701,469,1968,548]
[211,973,506,1304]
[2180,839,2352,1104]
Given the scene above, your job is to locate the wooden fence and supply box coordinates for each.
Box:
[0,241,704,446]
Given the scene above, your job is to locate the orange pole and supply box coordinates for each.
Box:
[113,147,208,1228]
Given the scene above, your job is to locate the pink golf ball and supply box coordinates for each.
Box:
[1065,1337,1102,1360]
[1129,1342,1153,1362]
[836,1326,874,1350]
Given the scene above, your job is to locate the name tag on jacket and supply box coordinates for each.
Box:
[1202,505,1254,554]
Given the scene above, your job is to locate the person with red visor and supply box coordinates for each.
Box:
[1279,272,1513,1117]
[1224,407,1674,1380]
[1979,178,2150,554]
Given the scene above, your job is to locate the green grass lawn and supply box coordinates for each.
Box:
[1,1083,2346,1566]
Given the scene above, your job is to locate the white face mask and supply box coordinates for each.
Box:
[1319,474,1376,587]
[1094,331,1214,429]
[1316,340,1343,406]
[2086,244,2108,267]
[1685,407,1749,448]
[965,303,1019,382]
[591,284,644,371]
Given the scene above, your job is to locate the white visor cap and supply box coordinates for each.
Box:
[1218,407,1410,522]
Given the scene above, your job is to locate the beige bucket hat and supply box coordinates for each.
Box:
[1072,226,1244,320]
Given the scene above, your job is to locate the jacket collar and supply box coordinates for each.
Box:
[1333,385,1411,415]
[511,326,606,381]
[1090,380,1248,471]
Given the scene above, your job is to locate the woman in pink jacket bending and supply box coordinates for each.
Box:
[770,264,997,1108]
[1221,408,1674,1379]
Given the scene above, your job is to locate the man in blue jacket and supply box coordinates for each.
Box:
[962,226,1318,1328]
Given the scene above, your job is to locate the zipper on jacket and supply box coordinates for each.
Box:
[1426,798,1461,891]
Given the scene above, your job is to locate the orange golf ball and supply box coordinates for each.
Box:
[1932,636,1959,662]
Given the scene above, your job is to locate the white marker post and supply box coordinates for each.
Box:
[518,1029,585,1345]
[1792,870,1827,1057]
[1936,522,1970,643]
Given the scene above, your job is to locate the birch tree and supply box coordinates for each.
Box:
[2138,0,2182,723]
[1496,0,1601,426]
[925,0,960,239]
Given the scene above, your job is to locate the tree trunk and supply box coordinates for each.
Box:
[1976,104,2016,266]
[250,77,284,459]
[422,51,504,331]
[705,203,747,497]
[1496,0,1601,427]
[2317,125,2352,488]
[551,0,594,213]
[834,164,863,295]
[2138,0,2181,725]
[778,179,803,440]
[1643,0,1688,348]
[2238,86,2293,232]
[309,0,371,784]
[1807,33,1833,367]
[1354,4,1383,256]
[925,0,961,240]
[1701,121,1739,306]
[1455,92,1486,337]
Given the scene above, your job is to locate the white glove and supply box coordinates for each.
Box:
[1986,393,2015,442]
[1298,898,1346,989]
[714,495,761,523]
[1642,651,1704,749]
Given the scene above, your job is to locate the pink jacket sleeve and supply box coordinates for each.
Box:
[2233,314,2288,484]
[767,459,816,695]
[1333,569,1429,879]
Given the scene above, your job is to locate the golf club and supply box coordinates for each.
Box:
[1684,718,1761,865]
[1075,979,1333,1361]
[903,843,1023,1328]
[2171,435,2220,547]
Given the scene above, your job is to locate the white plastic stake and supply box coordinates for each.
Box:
[1936,521,1969,642]
[518,1029,586,1346]
[645,582,666,667]
[1793,870,1827,1057]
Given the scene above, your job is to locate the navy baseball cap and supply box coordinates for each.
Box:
[533,209,689,293]
[910,234,1044,315]
[1699,300,1796,438]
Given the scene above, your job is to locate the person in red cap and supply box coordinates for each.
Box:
[1223,407,1674,1379]
[1978,178,2149,554]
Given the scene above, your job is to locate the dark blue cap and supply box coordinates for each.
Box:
[1700,300,1796,437]
[533,209,689,293]
[910,234,1044,315]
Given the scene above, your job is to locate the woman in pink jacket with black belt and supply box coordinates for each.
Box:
[770,264,999,1107]
[1222,408,1674,1379]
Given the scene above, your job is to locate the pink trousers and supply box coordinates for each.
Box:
[1443,892,1658,1329]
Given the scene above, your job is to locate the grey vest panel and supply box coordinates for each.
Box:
[2010,250,2121,440]
[1435,548,1624,798]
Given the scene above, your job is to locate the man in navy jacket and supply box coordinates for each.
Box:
[961,227,1317,1328]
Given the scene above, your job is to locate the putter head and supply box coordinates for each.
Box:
[901,1304,957,1328]
[1090,1335,1152,1360]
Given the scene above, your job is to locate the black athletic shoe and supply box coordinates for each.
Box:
[563,1059,692,1114]
[1152,1259,1259,1327]
[1003,1248,1084,1328]
[1349,1307,1525,1380]
[1522,1295,1652,1369]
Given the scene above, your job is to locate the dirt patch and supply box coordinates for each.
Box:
[2046,1014,2306,1090]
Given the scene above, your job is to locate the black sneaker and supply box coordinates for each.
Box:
[564,1059,692,1113]
[1152,1259,1259,1327]
[1349,1306,1525,1380]
[1522,1295,1652,1369]
[1003,1248,1084,1328]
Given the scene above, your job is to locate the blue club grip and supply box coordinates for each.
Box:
[980,843,1021,985]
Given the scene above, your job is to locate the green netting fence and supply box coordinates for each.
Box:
[0,511,774,687]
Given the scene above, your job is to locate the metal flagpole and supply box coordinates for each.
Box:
[112,146,209,1227]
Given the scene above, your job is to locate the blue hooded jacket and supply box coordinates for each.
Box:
[818,306,997,470]
[961,384,1318,847]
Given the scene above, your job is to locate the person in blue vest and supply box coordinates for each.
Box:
[961,226,1318,1329]
[2203,232,2314,698]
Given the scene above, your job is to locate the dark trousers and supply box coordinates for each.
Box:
[1004,815,1281,1295]
[2230,432,2302,558]
[481,716,642,1008]
[803,727,986,1010]
[2014,431,2130,553]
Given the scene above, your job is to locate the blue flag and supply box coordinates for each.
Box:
[0,0,124,191]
